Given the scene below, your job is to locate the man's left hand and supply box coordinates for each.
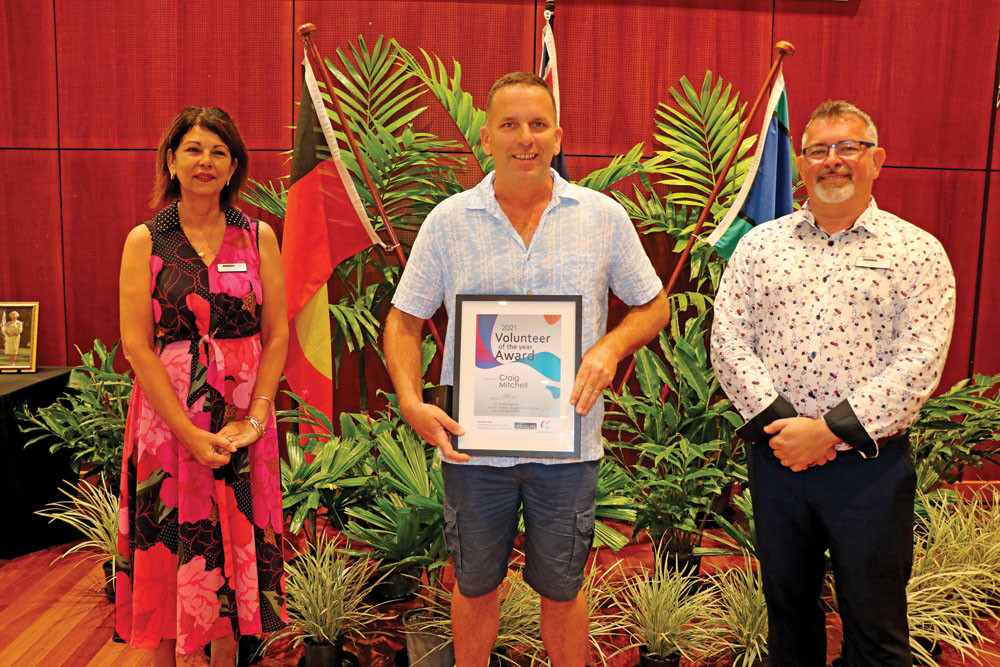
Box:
[570,341,617,416]
[763,417,840,472]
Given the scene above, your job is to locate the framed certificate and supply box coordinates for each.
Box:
[452,294,581,458]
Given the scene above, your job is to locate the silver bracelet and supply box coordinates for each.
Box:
[244,414,266,439]
[251,395,273,413]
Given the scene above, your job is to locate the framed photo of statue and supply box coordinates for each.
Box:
[1,302,39,373]
[452,294,582,458]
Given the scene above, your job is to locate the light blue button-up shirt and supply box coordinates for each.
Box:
[392,170,662,466]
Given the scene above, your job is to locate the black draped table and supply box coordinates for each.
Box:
[0,367,79,558]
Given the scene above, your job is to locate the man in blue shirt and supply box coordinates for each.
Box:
[386,72,667,666]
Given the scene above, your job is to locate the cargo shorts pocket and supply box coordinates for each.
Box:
[567,505,596,578]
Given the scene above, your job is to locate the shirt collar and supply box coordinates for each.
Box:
[469,168,580,218]
[152,200,249,233]
[800,197,883,236]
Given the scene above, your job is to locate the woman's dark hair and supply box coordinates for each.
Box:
[149,106,249,209]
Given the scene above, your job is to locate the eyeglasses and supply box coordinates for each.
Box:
[802,140,875,162]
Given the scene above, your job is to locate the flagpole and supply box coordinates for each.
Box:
[297,23,444,355]
[615,40,794,395]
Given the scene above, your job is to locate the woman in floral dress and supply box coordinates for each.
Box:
[116,107,288,666]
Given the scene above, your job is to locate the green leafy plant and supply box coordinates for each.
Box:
[606,298,739,554]
[909,373,1000,486]
[654,72,752,218]
[699,480,759,560]
[18,339,132,487]
[592,458,638,552]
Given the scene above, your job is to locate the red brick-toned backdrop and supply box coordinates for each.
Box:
[2,0,997,424]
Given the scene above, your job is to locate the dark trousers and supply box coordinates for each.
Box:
[748,439,915,667]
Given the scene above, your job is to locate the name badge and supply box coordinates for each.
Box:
[217,262,248,273]
[855,255,891,270]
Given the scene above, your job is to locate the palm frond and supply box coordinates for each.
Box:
[651,71,755,226]
[241,177,288,219]
[394,42,491,176]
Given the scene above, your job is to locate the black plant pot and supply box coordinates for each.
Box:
[298,637,360,667]
[101,560,116,603]
[368,568,421,604]
[637,645,681,667]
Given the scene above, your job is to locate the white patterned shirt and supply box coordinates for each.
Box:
[392,170,663,466]
[711,198,955,457]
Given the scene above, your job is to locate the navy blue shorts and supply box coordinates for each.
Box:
[441,461,599,601]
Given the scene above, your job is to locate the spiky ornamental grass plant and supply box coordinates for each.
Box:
[617,547,720,662]
[404,568,546,664]
[898,492,1000,665]
[35,477,119,569]
[278,535,390,647]
[707,554,768,666]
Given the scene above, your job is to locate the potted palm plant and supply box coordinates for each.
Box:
[35,477,120,601]
[618,547,720,666]
[271,535,389,667]
[279,393,375,539]
[340,398,448,603]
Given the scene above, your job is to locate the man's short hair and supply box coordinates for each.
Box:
[801,100,879,149]
[485,72,556,116]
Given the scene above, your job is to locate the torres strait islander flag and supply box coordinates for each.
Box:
[538,6,569,180]
[282,47,384,422]
[706,70,794,260]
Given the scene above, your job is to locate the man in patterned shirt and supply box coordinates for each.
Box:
[385,72,667,666]
[711,100,955,666]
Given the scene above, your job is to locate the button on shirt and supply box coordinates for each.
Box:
[392,170,663,466]
[711,199,955,449]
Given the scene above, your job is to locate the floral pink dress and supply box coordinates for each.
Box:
[115,202,286,653]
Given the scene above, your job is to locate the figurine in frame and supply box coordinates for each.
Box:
[1,302,39,372]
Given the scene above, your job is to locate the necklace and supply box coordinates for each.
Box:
[179,209,226,259]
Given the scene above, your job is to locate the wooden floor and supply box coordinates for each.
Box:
[0,544,302,667]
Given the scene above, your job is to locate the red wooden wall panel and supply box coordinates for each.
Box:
[0,150,67,365]
[60,151,152,352]
[867,167,982,393]
[975,172,1000,376]
[775,0,1000,170]
[54,0,293,150]
[550,0,773,157]
[0,1,58,147]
